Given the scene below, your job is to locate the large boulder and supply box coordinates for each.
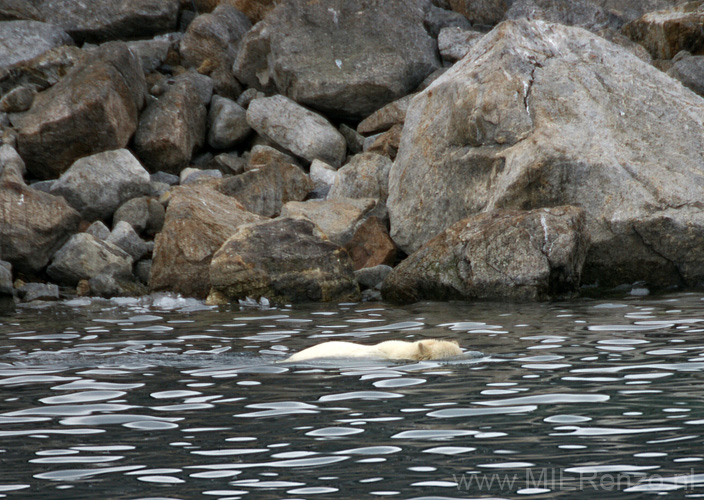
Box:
[382,206,589,303]
[14,42,146,179]
[218,148,313,217]
[246,95,347,167]
[150,183,262,298]
[387,19,704,287]
[233,0,440,119]
[0,155,81,275]
[622,1,704,59]
[209,217,360,303]
[49,149,151,221]
[47,233,133,286]
[34,0,179,44]
[133,80,207,174]
[0,20,73,69]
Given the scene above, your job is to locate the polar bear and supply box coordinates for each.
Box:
[285,339,462,362]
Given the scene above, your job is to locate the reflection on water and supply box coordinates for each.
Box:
[1,292,703,499]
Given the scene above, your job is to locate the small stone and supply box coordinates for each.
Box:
[236,87,264,108]
[438,27,483,63]
[211,152,246,175]
[86,221,111,241]
[207,95,251,149]
[339,124,364,155]
[0,85,35,113]
[135,259,152,285]
[89,266,147,298]
[29,180,54,193]
[0,143,25,179]
[114,197,150,234]
[365,124,402,160]
[171,70,214,106]
[180,167,223,185]
[357,94,414,135]
[328,153,391,202]
[18,282,59,302]
[149,181,171,198]
[309,159,337,192]
[106,221,151,261]
[151,171,180,185]
[76,279,91,296]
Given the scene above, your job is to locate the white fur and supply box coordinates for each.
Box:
[285,339,462,362]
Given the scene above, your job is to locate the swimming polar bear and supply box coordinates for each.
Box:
[285,339,462,362]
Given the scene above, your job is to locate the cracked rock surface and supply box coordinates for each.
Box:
[387,19,704,287]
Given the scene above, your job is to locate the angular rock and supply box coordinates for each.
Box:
[18,282,59,302]
[382,206,589,303]
[180,4,250,73]
[0,144,25,179]
[366,124,402,160]
[113,197,150,233]
[171,71,214,106]
[133,79,207,174]
[106,221,151,261]
[150,183,263,298]
[36,0,179,44]
[0,20,73,69]
[234,0,440,119]
[211,152,246,175]
[232,0,280,23]
[355,264,392,290]
[344,216,397,270]
[357,94,414,135]
[127,33,181,74]
[135,259,151,285]
[49,149,151,221]
[86,220,111,240]
[0,45,85,96]
[505,0,622,31]
[209,217,360,303]
[328,153,392,202]
[623,1,704,59]
[667,51,704,96]
[388,19,704,287]
[14,42,146,179]
[47,233,133,286]
[207,95,251,149]
[180,167,222,185]
[0,260,12,296]
[0,171,81,274]
[0,1,41,22]
[424,3,473,36]
[218,149,313,217]
[281,198,379,246]
[151,171,179,185]
[438,27,484,62]
[310,159,337,193]
[89,267,148,298]
[246,95,347,167]
[339,124,364,155]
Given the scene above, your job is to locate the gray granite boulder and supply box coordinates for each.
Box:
[18,282,59,302]
[234,0,440,119]
[126,33,180,73]
[246,95,347,167]
[388,19,704,287]
[106,221,151,261]
[150,183,263,298]
[328,153,391,202]
[50,149,151,221]
[134,80,207,174]
[14,42,146,179]
[0,167,81,274]
[382,206,589,303]
[86,221,110,240]
[0,20,73,69]
[47,233,133,286]
[209,217,360,304]
[207,95,251,149]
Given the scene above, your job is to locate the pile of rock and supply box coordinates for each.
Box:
[1,0,703,305]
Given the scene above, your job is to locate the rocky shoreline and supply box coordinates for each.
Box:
[2,0,704,306]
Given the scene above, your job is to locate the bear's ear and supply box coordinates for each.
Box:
[417,341,430,360]
[450,340,459,346]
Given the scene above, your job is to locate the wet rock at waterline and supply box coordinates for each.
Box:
[382,206,589,303]
[233,0,440,119]
[47,233,133,287]
[387,19,704,288]
[17,282,59,302]
[0,168,81,275]
[14,42,146,179]
[344,216,397,270]
[149,183,263,299]
[49,149,151,221]
[209,217,360,304]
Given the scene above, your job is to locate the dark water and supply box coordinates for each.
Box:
[0,292,703,499]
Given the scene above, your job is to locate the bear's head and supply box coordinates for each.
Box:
[416,339,462,360]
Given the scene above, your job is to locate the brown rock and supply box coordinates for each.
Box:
[209,217,360,303]
[366,124,403,160]
[357,94,414,135]
[149,182,262,298]
[14,42,146,179]
[345,217,397,270]
[623,1,704,59]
